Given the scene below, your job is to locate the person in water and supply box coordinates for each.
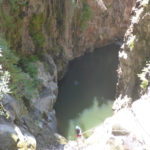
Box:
[75,126,85,144]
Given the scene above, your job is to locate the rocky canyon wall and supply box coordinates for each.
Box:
[0,0,136,149]
[114,0,150,111]
[0,0,135,75]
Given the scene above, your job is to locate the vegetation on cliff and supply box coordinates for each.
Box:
[0,0,25,50]
[72,0,93,31]
[0,37,41,102]
[29,13,45,53]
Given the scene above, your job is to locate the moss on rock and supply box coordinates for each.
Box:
[72,0,93,32]
[29,13,45,53]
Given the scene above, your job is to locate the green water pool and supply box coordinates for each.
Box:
[54,44,119,140]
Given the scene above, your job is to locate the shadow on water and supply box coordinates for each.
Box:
[54,44,119,140]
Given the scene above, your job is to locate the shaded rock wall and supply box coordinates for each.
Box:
[115,0,150,110]
[1,94,59,150]
[71,0,135,58]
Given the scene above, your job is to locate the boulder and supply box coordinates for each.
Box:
[34,86,57,115]
[0,123,36,150]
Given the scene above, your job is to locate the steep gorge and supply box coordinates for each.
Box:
[0,0,146,149]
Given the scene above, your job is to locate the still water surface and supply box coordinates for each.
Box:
[55,44,119,140]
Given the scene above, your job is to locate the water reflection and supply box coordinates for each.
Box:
[67,97,113,140]
[55,44,119,140]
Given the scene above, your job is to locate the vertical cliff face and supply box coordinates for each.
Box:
[114,0,150,111]
[0,0,135,67]
[0,0,135,81]
[70,0,135,57]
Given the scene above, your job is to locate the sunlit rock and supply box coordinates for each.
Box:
[0,123,36,150]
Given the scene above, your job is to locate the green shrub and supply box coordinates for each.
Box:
[0,4,23,49]
[128,35,136,51]
[8,0,28,11]
[21,56,38,78]
[138,61,150,91]
[20,56,43,89]
[29,14,45,50]
[73,0,93,31]
[80,0,93,31]
[0,37,40,100]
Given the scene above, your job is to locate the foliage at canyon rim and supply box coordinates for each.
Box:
[0,37,41,102]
